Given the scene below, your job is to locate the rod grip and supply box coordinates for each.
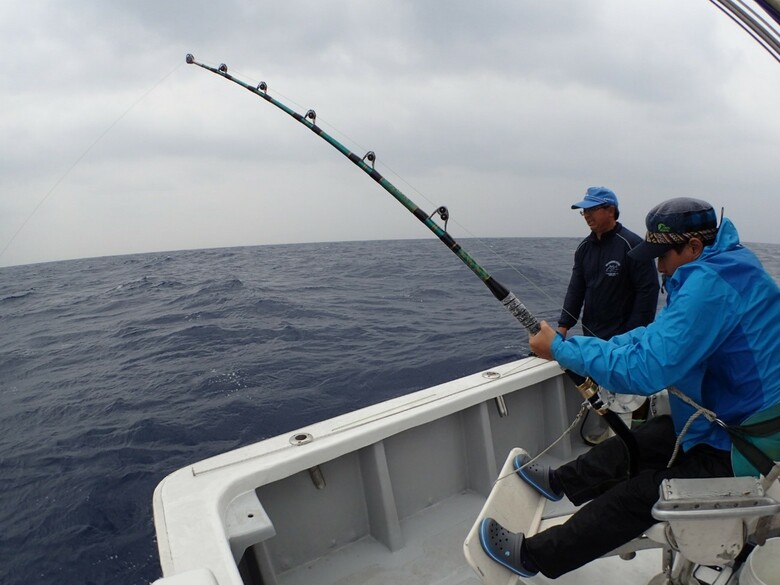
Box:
[501,292,541,334]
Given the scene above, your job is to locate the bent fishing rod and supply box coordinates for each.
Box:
[185,54,638,474]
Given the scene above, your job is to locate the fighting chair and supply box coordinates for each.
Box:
[463,448,780,585]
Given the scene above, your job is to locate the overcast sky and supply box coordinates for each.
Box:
[2,0,779,267]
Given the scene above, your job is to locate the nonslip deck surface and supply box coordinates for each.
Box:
[278,487,661,585]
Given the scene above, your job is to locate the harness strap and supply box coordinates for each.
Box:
[668,387,780,477]
[728,413,780,477]
[726,427,777,477]
[732,415,780,437]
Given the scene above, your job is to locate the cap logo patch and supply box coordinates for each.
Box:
[657,223,672,233]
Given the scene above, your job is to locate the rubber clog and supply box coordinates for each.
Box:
[514,453,562,501]
[479,517,537,578]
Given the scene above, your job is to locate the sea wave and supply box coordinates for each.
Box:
[0,237,777,584]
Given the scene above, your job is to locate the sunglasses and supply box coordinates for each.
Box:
[579,205,612,216]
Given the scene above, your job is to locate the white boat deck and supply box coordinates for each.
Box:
[277,490,661,585]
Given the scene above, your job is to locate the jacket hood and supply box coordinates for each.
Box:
[700,218,741,260]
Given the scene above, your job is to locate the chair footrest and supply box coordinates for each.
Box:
[463,448,548,584]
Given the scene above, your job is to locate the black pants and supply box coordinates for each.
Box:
[523,415,733,578]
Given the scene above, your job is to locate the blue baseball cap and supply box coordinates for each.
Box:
[629,197,718,261]
[571,186,619,210]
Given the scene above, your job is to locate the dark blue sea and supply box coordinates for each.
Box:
[1,238,778,585]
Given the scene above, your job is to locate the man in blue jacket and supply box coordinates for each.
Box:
[480,197,780,579]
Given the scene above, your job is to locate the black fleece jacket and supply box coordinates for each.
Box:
[558,222,660,339]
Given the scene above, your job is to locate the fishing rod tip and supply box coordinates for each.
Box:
[185,53,194,64]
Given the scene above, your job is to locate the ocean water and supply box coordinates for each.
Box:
[0,237,777,584]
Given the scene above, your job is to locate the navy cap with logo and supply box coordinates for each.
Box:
[571,186,619,210]
[629,197,718,261]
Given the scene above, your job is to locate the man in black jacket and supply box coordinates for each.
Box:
[559,186,660,440]
[559,186,659,339]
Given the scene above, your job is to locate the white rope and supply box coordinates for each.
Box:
[665,386,722,467]
[493,403,588,484]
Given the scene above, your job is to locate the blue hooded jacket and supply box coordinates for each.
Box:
[552,218,780,454]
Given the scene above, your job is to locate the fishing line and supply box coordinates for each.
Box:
[0,61,184,263]
[221,64,590,335]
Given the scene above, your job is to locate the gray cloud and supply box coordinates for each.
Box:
[2,0,779,267]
